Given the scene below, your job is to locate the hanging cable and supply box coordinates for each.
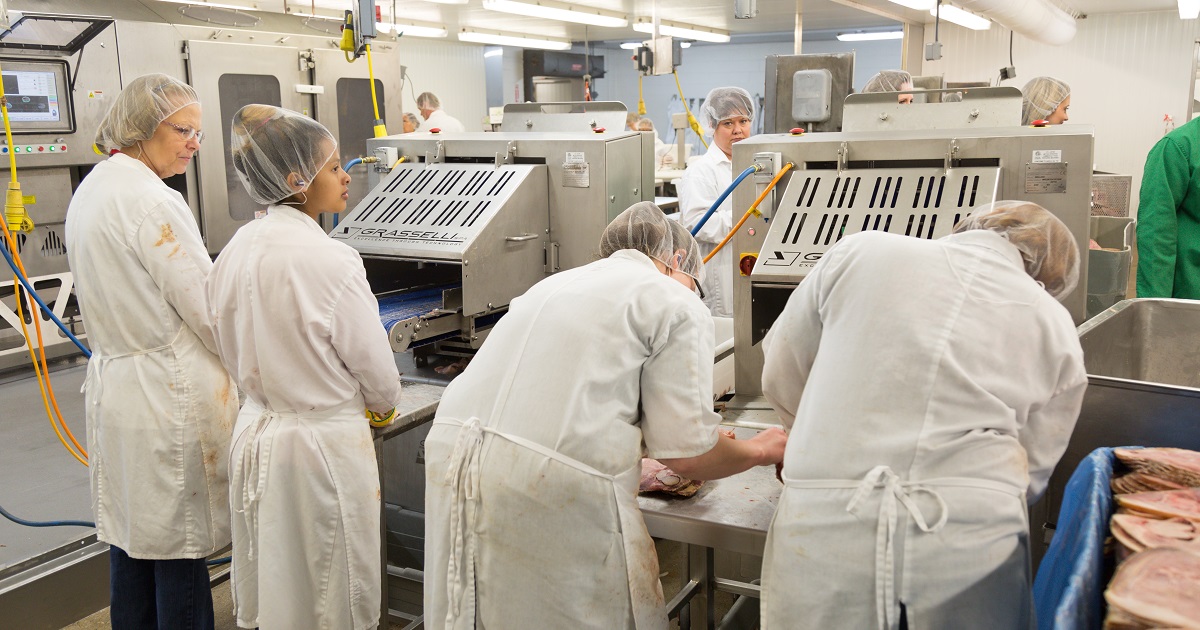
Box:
[637,74,646,116]
[690,165,760,237]
[672,69,708,149]
[703,163,794,264]
[0,502,94,528]
[365,43,388,138]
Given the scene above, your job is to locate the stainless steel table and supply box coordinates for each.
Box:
[638,408,785,630]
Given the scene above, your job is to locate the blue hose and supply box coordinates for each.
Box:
[333,158,364,229]
[0,502,94,528]
[0,239,91,357]
[689,165,759,237]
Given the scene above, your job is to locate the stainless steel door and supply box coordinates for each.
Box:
[186,40,311,254]
[310,47,403,212]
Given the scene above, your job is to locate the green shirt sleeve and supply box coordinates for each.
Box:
[1136,135,1191,298]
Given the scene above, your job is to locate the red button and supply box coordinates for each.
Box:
[37,146,43,152]
[789,127,805,135]
[1031,119,1049,128]
[429,127,442,134]
[60,145,67,151]
[593,127,606,133]
[739,254,757,277]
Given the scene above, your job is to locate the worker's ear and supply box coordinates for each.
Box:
[286,172,307,191]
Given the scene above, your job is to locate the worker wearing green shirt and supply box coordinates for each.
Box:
[1137,116,1200,298]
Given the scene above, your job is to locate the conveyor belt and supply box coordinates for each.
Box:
[378,285,459,330]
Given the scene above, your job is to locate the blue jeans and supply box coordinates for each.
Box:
[109,545,214,630]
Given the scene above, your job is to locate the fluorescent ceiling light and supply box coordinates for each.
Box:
[633,18,730,43]
[482,0,627,28]
[159,0,258,10]
[837,31,904,41]
[288,10,338,19]
[885,0,935,9]
[1181,0,1200,19]
[932,4,991,30]
[422,0,469,4]
[458,27,572,50]
[377,20,448,38]
[619,40,691,49]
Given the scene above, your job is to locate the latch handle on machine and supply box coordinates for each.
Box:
[837,141,849,172]
[505,233,538,242]
[945,139,960,172]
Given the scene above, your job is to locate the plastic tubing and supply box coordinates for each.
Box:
[689,165,760,237]
[703,162,795,264]
[0,242,90,357]
[0,502,94,528]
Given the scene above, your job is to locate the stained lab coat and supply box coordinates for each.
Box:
[759,230,1087,630]
[420,109,467,133]
[424,250,721,630]
[64,152,237,559]
[679,143,735,317]
[208,205,403,630]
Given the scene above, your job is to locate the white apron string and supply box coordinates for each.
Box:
[233,406,281,563]
[438,416,618,630]
[80,333,178,401]
[784,466,1023,630]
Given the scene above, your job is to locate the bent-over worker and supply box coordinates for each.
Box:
[760,201,1087,629]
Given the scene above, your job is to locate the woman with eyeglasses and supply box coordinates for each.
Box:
[423,202,787,629]
[64,73,236,629]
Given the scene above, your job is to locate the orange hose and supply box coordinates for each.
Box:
[703,162,795,264]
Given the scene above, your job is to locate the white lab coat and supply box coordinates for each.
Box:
[759,230,1087,630]
[678,143,734,317]
[420,109,467,133]
[424,250,721,630]
[64,152,236,559]
[208,205,403,630]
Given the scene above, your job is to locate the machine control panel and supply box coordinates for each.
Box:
[1,143,69,154]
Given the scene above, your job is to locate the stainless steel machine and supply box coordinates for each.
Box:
[332,130,653,361]
[729,88,1095,400]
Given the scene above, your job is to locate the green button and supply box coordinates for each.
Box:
[48,146,55,152]
[25,146,31,152]
[12,146,19,152]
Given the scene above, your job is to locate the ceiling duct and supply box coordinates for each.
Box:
[948,0,1076,45]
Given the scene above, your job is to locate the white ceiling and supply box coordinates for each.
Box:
[219,0,1187,43]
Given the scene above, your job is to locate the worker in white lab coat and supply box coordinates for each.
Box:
[424,202,788,630]
[208,104,403,630]
[65,73,237,629]
[417,91,467,132]
[678,86,755,317]
[759,201,1088,630]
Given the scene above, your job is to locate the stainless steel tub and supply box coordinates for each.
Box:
[1036,299,1200,560]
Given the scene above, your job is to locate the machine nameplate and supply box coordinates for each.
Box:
[562,162,590,188]
[1032,149,1062,164]
[1025,163,1068,194]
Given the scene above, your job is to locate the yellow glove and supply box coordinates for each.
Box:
[366,408,396,428]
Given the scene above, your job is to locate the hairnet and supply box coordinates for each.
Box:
[1021,77,1070,125]
[700,86,754,134]
[636,118,655,131]
[952,200,1080,300]
[600,202,706,285]
[417,92,441,109]
[94,73,199,152]
[863,70,912,94]
[230,104,338,205]
[403,112,420,126]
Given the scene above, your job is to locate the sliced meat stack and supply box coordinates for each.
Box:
[1112,447,1200,494]
[1104,547,1200,629]
[1116,488,1200,521]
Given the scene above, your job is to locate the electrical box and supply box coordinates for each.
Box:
[356,0,377,39]
[649,36,680,76]
[791,69,832,123]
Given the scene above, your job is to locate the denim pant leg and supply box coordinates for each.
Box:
[154,557,214,630]
[109,546,157,630]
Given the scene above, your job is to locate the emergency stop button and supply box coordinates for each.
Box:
[739,253,757,276]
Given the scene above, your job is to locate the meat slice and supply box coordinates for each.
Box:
[640,459,704,497]
[1116,488,1200,521]
[1111,472,1187,495]
[1115,447,1200,488]
[1110,514,1200,555]
[1104,547,1200,629]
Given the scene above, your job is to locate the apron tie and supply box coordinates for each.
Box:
[232,406,281,562]
[443,417,485,629]
[844,465,949,630]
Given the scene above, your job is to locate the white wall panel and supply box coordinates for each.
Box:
[922,10,1200,210]
[392,38,488,131]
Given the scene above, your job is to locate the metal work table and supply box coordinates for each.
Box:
[372,379,443,629]
[639,407,785,630]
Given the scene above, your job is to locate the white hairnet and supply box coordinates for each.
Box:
[1021,77,1070,125]
[699,86,754,134]
[94,73,199,153]
[417,92,441,109]
[600,202,704,283]
[952,200,1080,300]
[863,70,912,94]
[230,104,337,205]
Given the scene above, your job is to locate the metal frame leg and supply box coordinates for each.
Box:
[686,544,715,630]
[376,438,389,627]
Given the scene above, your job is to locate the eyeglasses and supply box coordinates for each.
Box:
[162,121,205,144]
